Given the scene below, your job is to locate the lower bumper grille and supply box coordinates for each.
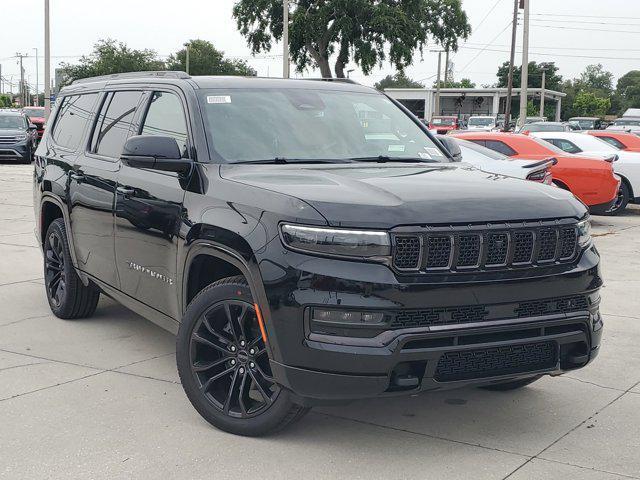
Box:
[434,341,558,382]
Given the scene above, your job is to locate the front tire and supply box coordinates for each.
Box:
[176,276,308,436]
[603,182,630,216]
[44,218,100,319]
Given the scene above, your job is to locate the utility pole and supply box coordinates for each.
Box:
[433,50,443,117]
[16,53,26,107]
[283,0,290,78]
[503,0,519,131]
[518,0,530,128]
[0,64,3,94]
[44,0,51,120]
[33,48,39,106]
[444,49,450,86]
[184,43,190,75]
[539,70,546,119]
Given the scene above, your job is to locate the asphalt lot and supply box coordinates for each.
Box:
[1,162,639,480]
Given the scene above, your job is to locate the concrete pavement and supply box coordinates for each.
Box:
[1,163,639,479]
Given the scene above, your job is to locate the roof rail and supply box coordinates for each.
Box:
[304,78,359,85]
[72,71,191,85]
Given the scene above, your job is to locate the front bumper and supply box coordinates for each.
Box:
[258,243,603,405]
[0,142,29,160]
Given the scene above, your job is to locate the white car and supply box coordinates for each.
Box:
[607,118,640,135]
[530,131,640,214]
[437,136,553,183]
[467,116,497,132]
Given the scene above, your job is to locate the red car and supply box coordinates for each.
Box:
[587,130,640,153]
[22,106,45,140]
[428,116,459,134]
[452,132,620,214]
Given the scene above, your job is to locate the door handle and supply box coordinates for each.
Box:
[117,186,135,196]
[69,172,84,181]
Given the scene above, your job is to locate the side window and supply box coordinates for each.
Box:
[550,139,582,154]
[469,139,487,148]
[93,91,143,158]
[485,140,517,156]
[140,92,189,157]
[599,136,625,150]
[51,94,98,150]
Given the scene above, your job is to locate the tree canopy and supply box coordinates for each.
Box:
[233,0,471,78]
[166,40,256,76]
[60,39,165,85]
[616,70,640,112]
[496,61,563,91]
[375,72,424,90]
[572,91,611,117]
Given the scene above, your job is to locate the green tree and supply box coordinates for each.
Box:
[572,91,611,117]
[496,61,562,91]
[233,0,471,78]
[375,72,424,90]
[59,39,165,85]
[434,77,476,88]
[615,70,640,112]
[0,94,13,108]
[166,39,257,76]
[575,64,613,97]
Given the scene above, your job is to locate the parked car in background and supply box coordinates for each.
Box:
[588,130,640,152]
[428,115,459,134]
[451,131,620,214]
[437,135,553,184]
[530,131,640,215]
[569,117,603,130]
[22,106,46,141]
[607,117,640,134]
[467,115,497,131]
[519,122,572,133]
[523,116,547,124]
[0,110,37,163]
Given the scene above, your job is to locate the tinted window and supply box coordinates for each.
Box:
[599,136,626,150]
[485,140,517,156]
[93,91,143,158]
[548,139,582,154]
[52,94,98,150]
[141,92,188,157]
[469,139,487,148]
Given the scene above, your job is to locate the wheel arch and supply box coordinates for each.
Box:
[617,174,634,201]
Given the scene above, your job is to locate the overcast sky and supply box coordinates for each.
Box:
[2,0,640,93]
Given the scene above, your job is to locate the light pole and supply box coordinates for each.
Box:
[431,49,445,118]
[518,0,530,128]
[184,43,190,75]
[33,48,39,106]
[503,0,519,131]
[283,0,290,78]
[44,0,51,120]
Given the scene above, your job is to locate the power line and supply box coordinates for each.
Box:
[529,22,640,34]
[525,18,640,27]
[473,0,505,34]
[459,45,640,61]
[458,21,513,74]
[531,13,640,20]
[464,43,640,52]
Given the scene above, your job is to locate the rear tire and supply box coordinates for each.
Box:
[479,375,542,391]
[44,218,100,319]
[176,276,309,436]
[602,182,630,216]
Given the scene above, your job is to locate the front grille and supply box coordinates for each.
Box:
[393,236,421,270]
[391,222,578,273]
[389,294,589,329]
[0,136,17,145]
[434,341,558,381]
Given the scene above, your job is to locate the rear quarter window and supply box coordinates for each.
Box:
[599,136,626,150]
[51,94,99,150]
[484,140,517,157]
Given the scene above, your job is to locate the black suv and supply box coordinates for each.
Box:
[0,110,37,163]
[34,72,602,436]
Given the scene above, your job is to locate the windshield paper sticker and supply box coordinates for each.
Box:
[207,95,232,104]
[388,144,405,153]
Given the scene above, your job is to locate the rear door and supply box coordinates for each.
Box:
[114,87,192,318]
[68,90,144,287]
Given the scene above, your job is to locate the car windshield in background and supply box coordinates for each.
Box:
[0,116,25,129]
[198,88,448,164]
[526,123,565,132]
[574,120,597,129]
[468,117,494,126]
[23,108,43,118]
[614,119,640,127]
[457,138,508,161]
[432,117,455,126]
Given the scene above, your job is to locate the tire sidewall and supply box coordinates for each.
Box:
[176,280,296,436]
[604,182,629,216]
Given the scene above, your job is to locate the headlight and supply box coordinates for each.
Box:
[15,133,27,141]
[577,218,592,247]
[280,224,390,258]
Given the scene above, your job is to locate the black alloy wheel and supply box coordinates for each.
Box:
[189,300,278,418]
[45,230,67,308]
[603,182,629,216]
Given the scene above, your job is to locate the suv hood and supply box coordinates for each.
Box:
[0,129,24,136]
[221,163,584,228]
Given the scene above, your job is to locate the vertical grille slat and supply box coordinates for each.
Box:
[392,222,578,273]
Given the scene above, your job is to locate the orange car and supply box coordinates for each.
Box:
[452,132,620,214]
[587,130,640,153]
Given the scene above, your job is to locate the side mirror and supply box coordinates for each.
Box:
[121,135,191,173]
[436,136,463,162]
[28,124,37,130]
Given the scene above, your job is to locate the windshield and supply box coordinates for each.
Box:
[468,117,494,126]
[198,88,448,163]
[529,136,568,155]
[431,117,455,126]
[526,123,564,132]
[0,116,25,129]
[23,108,43,118]
[575,135,619,152]
[571,119,597,129]
[457,138,507,161]
[614,119,640,127]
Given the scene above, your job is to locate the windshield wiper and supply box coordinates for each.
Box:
[234,157,350,164]
[348,155,440,163]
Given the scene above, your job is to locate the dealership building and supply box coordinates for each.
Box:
[385,87,566,122]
